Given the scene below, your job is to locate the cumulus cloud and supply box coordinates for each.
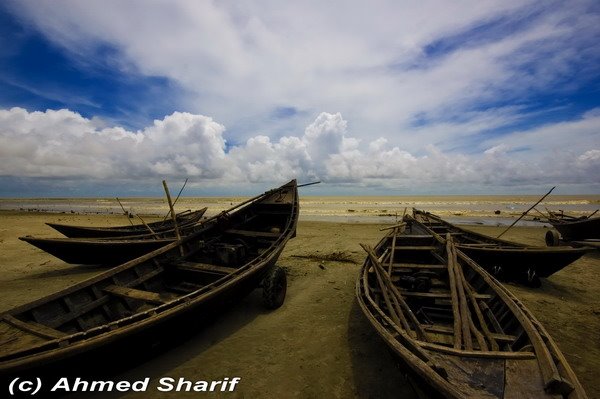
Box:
[1,108,598,192]
[0,108,228,180]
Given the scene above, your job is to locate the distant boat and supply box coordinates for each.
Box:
[46,208,207,238]
[19,208,208,265]
[356,218,587,398]
[0,180,298,378]
[543,210,600,246]
[412,209,588,286]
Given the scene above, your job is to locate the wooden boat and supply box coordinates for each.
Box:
[19,208,208,265]
[544,211,600,246]
[412,209,588,286]
[19,236,177,265]
[0,180,298,378]
[46,208,207,238]
[356,216,587,398]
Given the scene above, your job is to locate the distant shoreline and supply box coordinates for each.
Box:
[1,195,597,224]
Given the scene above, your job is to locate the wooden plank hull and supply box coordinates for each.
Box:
[549,217,600,241]
[456,246,587,279]
[20,208,209,265]
[356,215,587,398]
[0,180,298,382]
[46,208,207,238]
[412,210,588,284]
[18,236,174,265]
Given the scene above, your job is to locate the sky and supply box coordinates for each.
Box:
[0,0,599,196]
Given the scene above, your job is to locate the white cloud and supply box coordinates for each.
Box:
[1,108,598,192]
[2,1,599,192]
[7,0,599,147]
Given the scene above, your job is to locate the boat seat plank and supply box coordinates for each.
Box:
[392,263,446,270]
[103,285,173,305]
[424,324,516,342]
[394,235,435,239]
[225,229,280,238]
[3,314,66,339]
[402,291,492,300]
[394,246,438,251]
[175,261,237,274]
[115,266,164,288]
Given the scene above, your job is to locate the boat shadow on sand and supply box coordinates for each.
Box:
[347,299,421,399]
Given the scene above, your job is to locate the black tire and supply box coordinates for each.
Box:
[262,266,287,309]
[545,230,560,247]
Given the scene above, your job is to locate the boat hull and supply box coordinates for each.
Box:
[412,209,588,284]
[46,208,207,238]
[19,236,174,265]
[550,217,600,241]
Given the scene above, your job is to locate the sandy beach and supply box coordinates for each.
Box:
[0,211,599,398]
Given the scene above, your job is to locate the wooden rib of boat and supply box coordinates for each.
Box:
[46,207,207,238]
[412,209,588,285]
[356,216,587,398]
[19,208,208,265]
[0,180,298,377]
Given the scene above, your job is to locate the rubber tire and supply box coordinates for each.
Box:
[262,266,287,309]
[545,230,560,247]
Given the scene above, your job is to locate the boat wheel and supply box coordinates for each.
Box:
[262,266,287,309]
[545,230,560,247]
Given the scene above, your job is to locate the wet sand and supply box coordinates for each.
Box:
[0,211,598,398]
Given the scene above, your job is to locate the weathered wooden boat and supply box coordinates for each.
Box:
[46,207,207,238]
[412,209,588,286]
[1,180,298,378]
[544,211,600,246]
[19,235,177,265]
[356,217,587,398]
[19,208,209,265]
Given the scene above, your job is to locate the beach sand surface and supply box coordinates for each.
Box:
[0,211,598,398]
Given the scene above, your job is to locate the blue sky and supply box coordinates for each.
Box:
[0,0,599,196]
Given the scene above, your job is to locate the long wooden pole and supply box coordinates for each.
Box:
[361,244,427,340]
[164,178,189,221]
[134,214,159,239]
[496,186,556,238]
[116,197,134,226]
[163,180,183,256]
[445,236,462,349]
[298,181,321,188]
